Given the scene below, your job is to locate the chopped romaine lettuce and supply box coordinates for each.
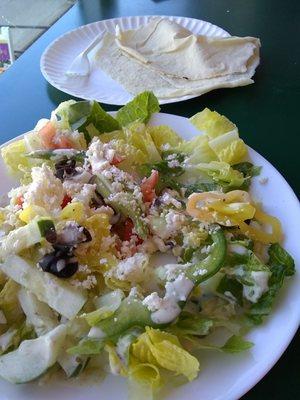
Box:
[132,327,199,381]
[148,125,182,152]
[1,139,31,175]
[54,100,120,142]
[116,91,160,126]
[190,108,236,139]
[0,280,24,329]
[84,289,125,326]
[247,244,295,324]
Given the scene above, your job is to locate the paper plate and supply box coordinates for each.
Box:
[40,15,230,105]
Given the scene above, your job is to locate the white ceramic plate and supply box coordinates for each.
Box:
[0,113,299,400]
[40,15,230,105]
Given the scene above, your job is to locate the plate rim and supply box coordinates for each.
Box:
[40,15,230,105]
[0,111,299,400]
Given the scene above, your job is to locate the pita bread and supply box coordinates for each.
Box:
[94,18,260,99]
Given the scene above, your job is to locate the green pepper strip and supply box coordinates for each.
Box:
[185,228,227,285]
[95,175,148,239]
[26,150,86,162]
[96,229,227,339]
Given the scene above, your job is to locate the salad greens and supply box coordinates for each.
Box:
[0,91,295,399]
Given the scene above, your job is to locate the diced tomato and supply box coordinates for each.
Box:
[111,154,125,165]
[61,195,72,208]
[141,170,159,203]
[16,195,24,207]
[39,121,73,150]
[123,218,143,245]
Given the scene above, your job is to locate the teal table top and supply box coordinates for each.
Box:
[0,1,299,398]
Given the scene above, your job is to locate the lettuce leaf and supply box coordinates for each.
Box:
[188,161,245,191]
[105,343,127,376]
[1,139,31,175]
[84,290,125,326]
[132,327,199,381]
[190,108,236,139]
[232,162,261,190]
[54,100,120,142]
[217,275,244,305]
[128,359,161,400]
[190,108,247,164]
[141,152,184,192]
[0,280,24,328]
[148,125,183,152]
[116,91,160,126]
[184,182,219,197]
[67,337,105,355]
[170,313,213,337]
[188,334,253,353]
[176,135,216,164]
[247,244,295,324]
[0,322,35,355]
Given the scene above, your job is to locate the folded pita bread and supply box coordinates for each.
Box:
[94,18,260,99]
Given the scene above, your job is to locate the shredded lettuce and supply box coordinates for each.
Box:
[116,91,160,126]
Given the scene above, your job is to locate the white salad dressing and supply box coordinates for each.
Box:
[143,273,194,324]
[243,270,270,303]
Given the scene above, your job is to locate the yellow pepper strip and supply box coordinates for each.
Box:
[187,190,255,226]
[187,190,282,244]
[238,209,282,244]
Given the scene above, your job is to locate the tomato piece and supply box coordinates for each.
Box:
[16,195,24,207]
[39,121,56,150]
[39,121,73,149]
[124,218,143,244]
[141,170,159,203]
[54,137,74,149]
[111,154,124,165]
[61,195,72,208]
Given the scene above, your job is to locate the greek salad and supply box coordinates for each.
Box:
[0,91,295,398]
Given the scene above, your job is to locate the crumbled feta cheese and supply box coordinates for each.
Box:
[160,190,182,209]
[86,139,114,173]
[111,253,149,282]
[160,143,171,151]
[71,275,97,290]
[72,184,96,207]
[164,210,187,237]
[146,274,194,324]
[142,292,162,312]
[23,164,64,215]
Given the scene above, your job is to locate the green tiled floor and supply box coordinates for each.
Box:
[0,0,76,57]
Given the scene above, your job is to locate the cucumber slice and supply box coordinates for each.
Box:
[0,256,87,319]
[0,325,67,384]
[0,218,55,258]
